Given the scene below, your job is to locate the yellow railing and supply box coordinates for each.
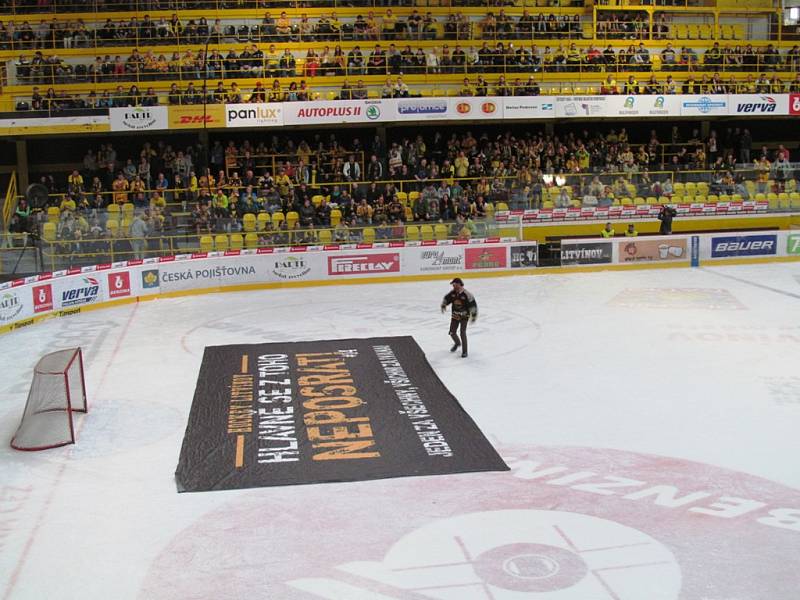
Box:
[2,172,18,231]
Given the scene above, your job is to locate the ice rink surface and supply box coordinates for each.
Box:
[1,263,800,600]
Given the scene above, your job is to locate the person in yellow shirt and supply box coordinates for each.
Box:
[112,173,129,205]
[459,77,475,97]
[625,223,638,237]
[601,222,615,238]
[454,151,469,179]
[382,9,397,39]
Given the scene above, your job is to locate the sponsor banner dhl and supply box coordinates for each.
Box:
[282,99,389,125]
[167,104,226,129]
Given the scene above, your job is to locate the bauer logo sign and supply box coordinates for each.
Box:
[560,242,612,265]
[328,253,400,276]
[711,234,777,257]
[175,337,507,492]
[465,247,507,270]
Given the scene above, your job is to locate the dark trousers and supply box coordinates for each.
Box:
[449,318,468,353]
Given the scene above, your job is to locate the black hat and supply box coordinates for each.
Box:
[450,277,464,285]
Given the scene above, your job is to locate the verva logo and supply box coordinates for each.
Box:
[465,247,507,270]
[328,253,400,275]
[108,272,131,298]
[790,94,800,116]
[33,284,53,313]
[60,277,101,308]
[482,102,497,114]
[456,103,471,114]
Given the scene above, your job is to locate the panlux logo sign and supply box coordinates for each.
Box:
[328,253,400,275]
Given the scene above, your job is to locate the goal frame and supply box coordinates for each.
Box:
[11,347,88,451]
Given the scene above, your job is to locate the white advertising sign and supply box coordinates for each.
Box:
[602,94,681,118]
[282,99,388,125]
[51,275,107,310]
[225,103,283,128]
[157,256,269,292]
[394,97,504,121]
[555,96,609,118]
[727,94,789,116]
[408,246,465,273]
[109,106,168,132]
[502,98,554,119]
[679,95,729,116]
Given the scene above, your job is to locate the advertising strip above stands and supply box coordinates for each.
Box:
[98,94,800,133]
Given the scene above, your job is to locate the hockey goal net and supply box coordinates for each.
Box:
[11,347,88,451]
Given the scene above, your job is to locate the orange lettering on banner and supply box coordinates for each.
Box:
[295,351,381,461]
[312,440,381,461]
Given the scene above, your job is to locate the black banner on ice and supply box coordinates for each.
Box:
[175,336,507,492]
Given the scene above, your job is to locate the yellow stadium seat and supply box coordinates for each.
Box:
[434,224,448,240]
[485,203,495,219]
[684,182,697,196]
[318,229,332,244]
[420,224,434,241]
[621,197,634,206]
[286,211,299,228]
[778,193,790,209]
[395,192,408,206]
[243,213,257,232]
[42,221,57,242]
[47,206,60,223]
[675,24,688,40]
[257,212,270,231]
[122,202,135,220]
[790,192,800,209]
[694,195,707,204]
[542,200,555,209]
[643,197,655,205]
[272,212,285,228]
[496,202,509,212]
[362,227,376,243]
[120,218,132,235]
[707,195,719,204]
[406,225,420,241]
[107,203,121,218]
[408,191,421,205]
[244,232,259,249]
[330,209,342,226]
[214,234,229,252]
[230,233,243,250]
[754,193,767,203]
[767,193,779,209]
[404,206,414,221]
[719,194,731,203]
[199,235,213,253]
[311,195,324,207]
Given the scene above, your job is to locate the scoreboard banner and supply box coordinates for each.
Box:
[174,337,508,491]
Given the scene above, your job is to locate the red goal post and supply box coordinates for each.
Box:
[11,348,88,451]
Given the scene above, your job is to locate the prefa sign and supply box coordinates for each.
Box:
[109,106,168,132]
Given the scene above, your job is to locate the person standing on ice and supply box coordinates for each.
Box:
[441,277,478,358]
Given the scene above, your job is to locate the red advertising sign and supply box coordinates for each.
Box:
[790,94,800,116]
[108,272,131,298]
[465,247,507,270]
[32,284,53,313]
[328,253,400,276]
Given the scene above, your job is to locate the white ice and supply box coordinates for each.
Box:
[1,263,799,600]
